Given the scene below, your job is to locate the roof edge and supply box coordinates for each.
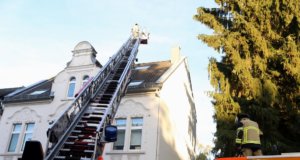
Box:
[156,56,187,83]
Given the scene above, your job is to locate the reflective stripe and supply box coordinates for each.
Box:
[242,126,260,144]
[235,127,243,144]
[245,140,260,144]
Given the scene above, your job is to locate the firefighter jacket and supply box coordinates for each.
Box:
[241,119,262,145]
[235,123,243,145]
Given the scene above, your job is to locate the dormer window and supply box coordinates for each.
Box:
[134,66,150,70]
[29,90,47,95]
[82,75,89,86]
[128,81,143,87]
[67,77,76,98]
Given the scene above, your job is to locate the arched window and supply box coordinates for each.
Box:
[67,77,76,98]
[82,75,89,86]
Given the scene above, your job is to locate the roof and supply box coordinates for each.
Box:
[0,87,23,100]
[4,79,54,103]
[72,41,97,55]
[2,61,171,103]
[74,41,94,51]
[128,60,172,93]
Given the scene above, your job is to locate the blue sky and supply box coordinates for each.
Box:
[0,0,218,147]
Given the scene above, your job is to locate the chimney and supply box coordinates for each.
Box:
[171,46,182,64]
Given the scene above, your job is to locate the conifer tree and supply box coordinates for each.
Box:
[194,0,300,156]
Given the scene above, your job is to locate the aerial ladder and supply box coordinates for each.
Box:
[22,33,148,160]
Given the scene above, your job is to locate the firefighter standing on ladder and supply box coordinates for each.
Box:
[131,23,140,39]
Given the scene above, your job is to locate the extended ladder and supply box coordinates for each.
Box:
[45,36,146,160]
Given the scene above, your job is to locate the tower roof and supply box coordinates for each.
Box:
[72,41,97,54]
[74,41,93,50]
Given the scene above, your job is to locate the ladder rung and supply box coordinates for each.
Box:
[79,120,99,124]
[89,103,108,107]
[54,156,65,159]
[84,150,94,153]
[85,110,105,114]
[82,115,102,118]
[65,141,95,145]
[107,80,119,83]
[87,107,106,111]
[68,136,78,139]
[72,130,82,133]
[85,123,99,127]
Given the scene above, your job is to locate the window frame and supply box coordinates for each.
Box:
[67,77,76,98]
[7,123,22,152]
[112,117,143,151]
[7,122,35,153]
[21,123,35,151]
[82,75,89,86]
[113,118,127,150]
[129,117,143,150]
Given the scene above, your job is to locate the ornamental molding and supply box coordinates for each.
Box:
[6,107,42,124]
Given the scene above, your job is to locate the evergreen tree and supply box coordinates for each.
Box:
[194,0,300,156]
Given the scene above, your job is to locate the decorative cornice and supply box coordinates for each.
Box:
[6,107,42,123]
[72,48,97,54]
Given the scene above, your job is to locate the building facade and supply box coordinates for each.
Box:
[0,42,196,160]
[104,47,197,160]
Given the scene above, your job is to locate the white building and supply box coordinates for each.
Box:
[0,42,196,160]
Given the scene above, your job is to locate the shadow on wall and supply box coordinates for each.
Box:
[184,83,197,158]
[155,83,197,160]
[158,98,182,160]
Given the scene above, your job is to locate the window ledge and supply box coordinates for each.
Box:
[0,152,22,156]
[61,98,74,101]
[105,150,145,155]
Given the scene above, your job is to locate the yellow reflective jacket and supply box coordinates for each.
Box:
[241,119,263,145]
[235,127,243,144]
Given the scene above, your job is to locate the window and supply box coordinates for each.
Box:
[134,66,150,70]
[21,123,35,151]
[128,81,143,87]
[29,90,47,95]
[112,117,143,151]
[113,118,126,150]
[82,75,89,86]
[8,124,22,152]
[7,123,35,153]
[130,118,143,150]
[131,117,143,126]
[67,77,76,97]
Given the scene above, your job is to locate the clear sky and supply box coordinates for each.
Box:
[0,0,218,148]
